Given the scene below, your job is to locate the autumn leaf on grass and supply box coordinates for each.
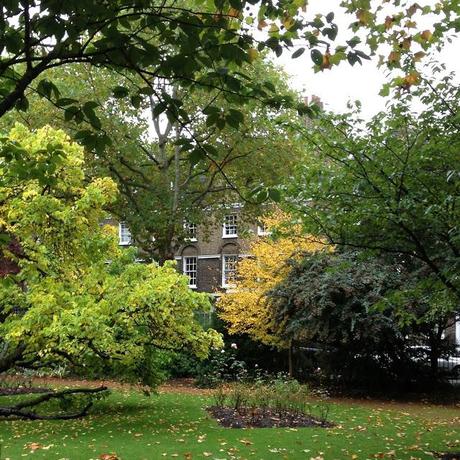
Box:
[239,438,253,446]
[373,451,397,459]
[25,442,43,451]
[99,453,119,460]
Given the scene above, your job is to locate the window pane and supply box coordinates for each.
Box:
[119,222,132,245]
[223,255,238,286]
[184,256,197,287]
[223,214,237,236]
[184,221,197,239]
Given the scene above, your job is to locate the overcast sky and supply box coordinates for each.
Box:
[270,0,460,119]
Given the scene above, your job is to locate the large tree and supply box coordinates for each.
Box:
[284,75,460,308]
[0,0,456,132]
[0,124,221,398]
[1,59,305,262]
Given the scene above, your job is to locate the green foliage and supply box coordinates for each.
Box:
[0,124,222,386]
[0,61,307,262]
[195,343,247,388]
[167,350,202,379]
[0,0,353,127]
[0,0,455,140]
[268,250,457,388]
[213,376,313,415]
[270,251,405,346]
[285,75,460,306]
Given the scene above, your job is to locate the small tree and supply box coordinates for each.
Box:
[0,124,221,417]
[217,211,325,373]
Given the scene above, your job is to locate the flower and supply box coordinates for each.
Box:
[230,343,237,349]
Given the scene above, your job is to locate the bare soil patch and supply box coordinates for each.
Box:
[437,454,460,460]
[207,406,334,429]
[2,376,212,395]
[159,378,213,395]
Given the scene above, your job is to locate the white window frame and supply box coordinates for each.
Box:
[257,224,271,236]
[184,221,197,242]
[119,222,132,246]
[222,214,238,238]
[183,256,198,288]
[456,316,460,346]
[222,254,238,288]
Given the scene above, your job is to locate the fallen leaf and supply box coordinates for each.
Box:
[239,438,253,446]
[99,454,119,460]
[25,443,43,452]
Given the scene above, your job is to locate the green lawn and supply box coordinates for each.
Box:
[0,389,458,459]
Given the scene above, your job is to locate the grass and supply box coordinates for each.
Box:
[0,388,458,459]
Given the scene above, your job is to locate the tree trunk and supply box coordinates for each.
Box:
[0,343,26,373]
[0,386,108,420]
[288,340,294,378]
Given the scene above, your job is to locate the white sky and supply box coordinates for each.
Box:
[269,0,460,118]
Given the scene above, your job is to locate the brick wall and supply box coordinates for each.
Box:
[176,212,261,294]
[110,209,263,294]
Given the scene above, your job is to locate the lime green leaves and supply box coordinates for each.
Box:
[0,124,222,386]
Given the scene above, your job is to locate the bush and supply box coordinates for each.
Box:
[195,343,247,388]
[268,250,457,392]
[167,351,201,378]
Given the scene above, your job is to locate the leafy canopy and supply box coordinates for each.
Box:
[0,0,456,151]
[284,75,460,305]
[0,124,221,385]
[1,61,308,262]
[217,210,325,348]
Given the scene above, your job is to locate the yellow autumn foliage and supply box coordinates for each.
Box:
[217,210,326,348]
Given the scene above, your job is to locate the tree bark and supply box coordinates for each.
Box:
[0,344,26,373]
[288,340,294,378]
[0,386,108,420]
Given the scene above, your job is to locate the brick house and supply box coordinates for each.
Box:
[117,209,268,295]
[174,213,269,295]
